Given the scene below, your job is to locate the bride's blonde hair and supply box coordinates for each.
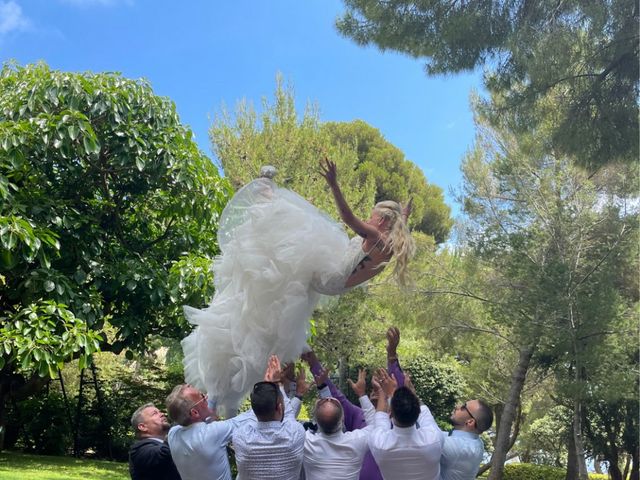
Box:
[374,200,416,286]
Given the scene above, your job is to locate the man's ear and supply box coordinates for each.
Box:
[137,423,148,434]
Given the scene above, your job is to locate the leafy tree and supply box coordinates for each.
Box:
[322,120,452,242]
[210,77,378,220]
[0,62,230,447]
[457,93,637,479]
[336,0,639,168]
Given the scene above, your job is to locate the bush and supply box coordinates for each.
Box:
[10,393,72,455]
[479,463,614,480]
[404,355,466,424]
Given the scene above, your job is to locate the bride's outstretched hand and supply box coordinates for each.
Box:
[319,157,338,187]
[402,197,413,222]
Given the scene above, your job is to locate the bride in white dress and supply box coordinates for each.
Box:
[181,160,415,415]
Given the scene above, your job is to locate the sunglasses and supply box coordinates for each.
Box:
[189,392,207,411]
[315,397,341,408]
[460,402,477,423]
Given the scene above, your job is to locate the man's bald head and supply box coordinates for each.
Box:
[315,398,344,434]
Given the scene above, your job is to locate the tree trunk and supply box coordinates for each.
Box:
[593,456,603,474]
[572,399,589,480]
[608,461,624,480]
[73,368,85,457]
[487,343,536,480]
[566,429,579,480]
[630,446,639,480]
[622,454,631,480]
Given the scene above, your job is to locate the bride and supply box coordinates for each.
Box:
[181,159,415,415]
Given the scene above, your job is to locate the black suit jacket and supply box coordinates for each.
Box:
[129,437,182,480]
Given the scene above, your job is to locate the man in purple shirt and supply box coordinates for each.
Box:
[302,327,405,480]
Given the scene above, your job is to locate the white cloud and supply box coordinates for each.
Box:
[0,1,30,36]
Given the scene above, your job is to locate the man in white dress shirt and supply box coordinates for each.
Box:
[440,399,493,480]
[233,355,306,480]
[303,369,377,480]
[368,369,442,480]
[165,384,254,480]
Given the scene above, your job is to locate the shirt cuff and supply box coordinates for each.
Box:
[318,385,331,399]
[359,395,374,410]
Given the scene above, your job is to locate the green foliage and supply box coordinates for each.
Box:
[404,355,466,425]
[211,76,376,220]
[0,62,231,391]
[0,451,127,480]
[337,0,638,168]
[518,405,571,467]
[322,120,452,242]
[480,463,610,480]
[12,393,72,455]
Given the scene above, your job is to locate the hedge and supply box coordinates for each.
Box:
[479,463,611,479]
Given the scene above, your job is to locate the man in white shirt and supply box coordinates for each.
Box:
[303,369,377,480]
[165,384,254,480]
[232,355,306,480]
[440,399,493,480]
[368,369,442,480]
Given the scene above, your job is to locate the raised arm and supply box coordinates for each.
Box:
[302,350,366,431]
[386,327,405,387]
[320,158,380,240]
[348,368,375,427]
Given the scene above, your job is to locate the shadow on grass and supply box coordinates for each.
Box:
[0,451,128,480]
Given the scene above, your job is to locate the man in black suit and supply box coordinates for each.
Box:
[129,402,181,480]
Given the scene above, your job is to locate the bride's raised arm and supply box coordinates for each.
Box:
[320,158,380,240]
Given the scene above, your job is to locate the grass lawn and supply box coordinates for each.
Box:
[0,451,128,480]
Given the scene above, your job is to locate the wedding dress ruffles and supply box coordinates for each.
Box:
[181,169,367,415]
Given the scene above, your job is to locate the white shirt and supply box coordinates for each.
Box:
[440,430,484,480]
[167,411,254,480]
[233,389,304,480]
[368,405,442,480]
[303,396,375,480]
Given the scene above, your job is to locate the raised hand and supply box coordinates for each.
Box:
[295,366,311,396]
[314,366,330,387]
[264,354,282,383]
[347,368,367,398]
[386,326,400,359]
[401,197,413,221]
[376,368,398,398]
[300,350,318,366]
[319,157,338,187]
[371,373,383,398]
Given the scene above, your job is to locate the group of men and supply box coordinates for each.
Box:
[128,327,493,480]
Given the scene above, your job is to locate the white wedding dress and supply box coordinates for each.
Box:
[181,170,367,415]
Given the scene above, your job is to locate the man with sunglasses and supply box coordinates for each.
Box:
[441,399,493,480]
[165,382,255,480]
[233,355,307,480]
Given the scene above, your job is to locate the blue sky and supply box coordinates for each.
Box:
[1,0,483,215]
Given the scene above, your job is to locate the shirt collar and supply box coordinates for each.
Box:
[257,420,283,430]
[450,429,480,439]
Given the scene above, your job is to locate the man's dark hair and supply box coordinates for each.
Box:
[250,382,280,421]
[474,400,494,433]
[391,386,420,427]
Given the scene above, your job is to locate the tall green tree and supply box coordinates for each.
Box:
[322,120,452,242]
[458,93,637,479]
[337,0,639,168]
[0,63,230,447]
